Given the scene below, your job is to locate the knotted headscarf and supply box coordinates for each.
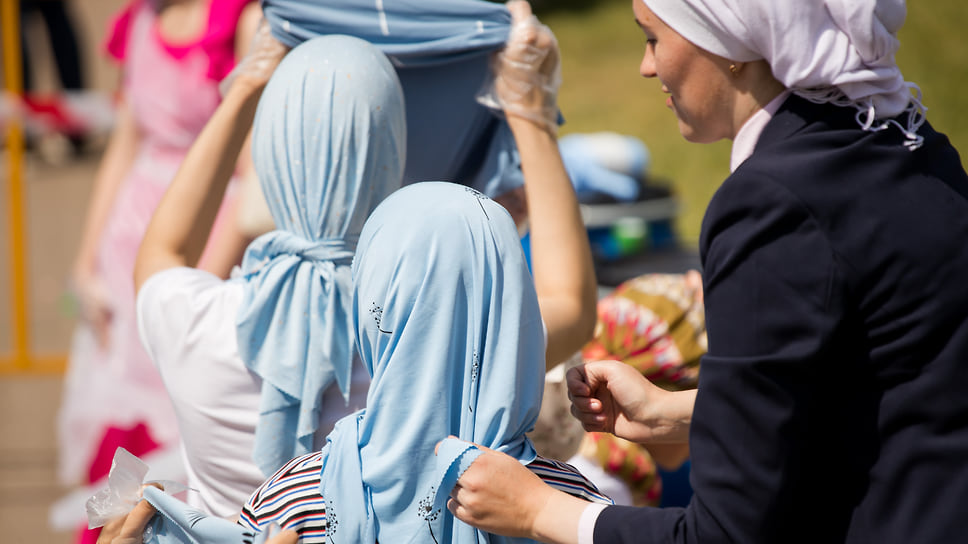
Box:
[235,35,406,476]
[642,0,926,149]
[319,182,545,544]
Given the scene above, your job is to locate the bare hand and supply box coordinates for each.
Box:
[72,270,112,350]
[96,499,156,544]
[568,360,692,444]
[264,529,299,544]
[440,441,548,539]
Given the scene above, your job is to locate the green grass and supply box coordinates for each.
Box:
[537,0,968,246]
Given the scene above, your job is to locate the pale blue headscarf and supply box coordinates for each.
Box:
[318,182,545,543]
[235,35,406,477]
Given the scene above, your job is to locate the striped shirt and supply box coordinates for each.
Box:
[239,451,613,543]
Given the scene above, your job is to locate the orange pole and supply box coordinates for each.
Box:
[1,0,31,371]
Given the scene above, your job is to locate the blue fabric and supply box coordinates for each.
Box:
[142,486,254,544]
[261,0,511,65]
[433,437,485,515]
[318,182,545,543]
[235,35,406,477]
[261,0,525,199]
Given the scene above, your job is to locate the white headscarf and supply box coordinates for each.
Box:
[642,0,926,149]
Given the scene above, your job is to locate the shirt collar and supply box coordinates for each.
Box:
[730,90,792,173]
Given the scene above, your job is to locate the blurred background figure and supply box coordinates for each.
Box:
[19,0,85,94]
[18,0,102,160]
[54,1,260,543]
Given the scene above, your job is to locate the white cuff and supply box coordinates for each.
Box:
[577,503,608,544]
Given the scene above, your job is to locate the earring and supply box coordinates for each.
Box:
[728,63,740,76]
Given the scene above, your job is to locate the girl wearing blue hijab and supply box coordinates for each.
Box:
[233,29,407,478]
[133,27,405,517]
[246,181,608,544]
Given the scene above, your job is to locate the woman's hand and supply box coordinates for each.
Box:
[265,530,299,544]
[441,440,589,544]
[568,359,695,444]
[96,499,156,544]
[446,444,548,538]
[484,0,561,132]
[71,267,112,349]
[220,16,290,97]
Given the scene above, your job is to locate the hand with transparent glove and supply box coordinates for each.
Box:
[86,448,189,532]
[477,0,562,133]
[89,448,297,544]
[97,495,297,544]
[97,496,156,544]
[219,17,291,97]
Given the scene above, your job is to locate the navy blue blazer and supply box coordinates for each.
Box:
[594,95,968,543]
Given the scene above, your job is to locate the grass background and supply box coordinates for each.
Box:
[533,0,968,246]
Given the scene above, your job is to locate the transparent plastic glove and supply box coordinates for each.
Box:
[85,448,188,530]
[476,0,562,133]
[219,17,290,97]
[96,498,157,544]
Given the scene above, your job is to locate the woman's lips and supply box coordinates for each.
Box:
[661,85,672,108]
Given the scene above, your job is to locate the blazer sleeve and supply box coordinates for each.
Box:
[594,170,848,543]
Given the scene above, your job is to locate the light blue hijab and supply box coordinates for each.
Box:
[235,35,406,477]
[318,182,545,544]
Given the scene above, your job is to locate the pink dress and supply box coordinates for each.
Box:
[57,0,252,507]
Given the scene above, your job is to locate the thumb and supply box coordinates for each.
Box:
[506,0,534,24]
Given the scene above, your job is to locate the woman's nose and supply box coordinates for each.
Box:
[639,47,657,78]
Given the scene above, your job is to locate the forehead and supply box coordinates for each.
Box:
[632,1,667,33]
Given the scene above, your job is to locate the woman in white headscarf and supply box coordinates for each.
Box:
[445,1,968,543]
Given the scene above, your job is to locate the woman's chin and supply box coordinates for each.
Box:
[677,120,701,143]
[678,121,722,144]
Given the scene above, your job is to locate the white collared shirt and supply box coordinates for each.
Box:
[730,90,793,172]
